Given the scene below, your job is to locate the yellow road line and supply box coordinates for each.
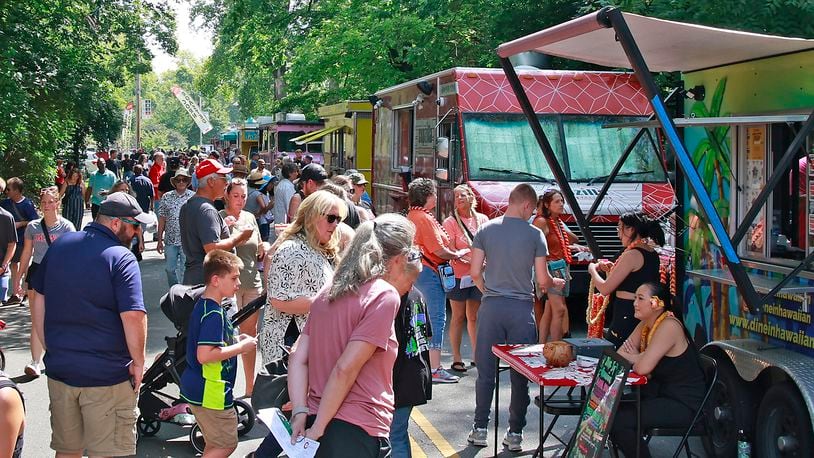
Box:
[410,435,428,458]
[411,408,460,458]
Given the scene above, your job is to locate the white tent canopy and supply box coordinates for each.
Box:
[497,11,814,73]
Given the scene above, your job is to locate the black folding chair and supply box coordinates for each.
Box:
[644,354,718,458]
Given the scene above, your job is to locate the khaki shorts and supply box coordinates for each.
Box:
[48,378,138,456]
[189,404,238,450]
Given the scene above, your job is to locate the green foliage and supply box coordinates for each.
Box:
[194,0,814,119]
[0,0,176,195]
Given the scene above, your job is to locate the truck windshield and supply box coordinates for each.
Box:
[464,113,666,182]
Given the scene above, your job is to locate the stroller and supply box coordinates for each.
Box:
[137,284,265,453]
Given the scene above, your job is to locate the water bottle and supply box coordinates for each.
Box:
[737,429,751,458]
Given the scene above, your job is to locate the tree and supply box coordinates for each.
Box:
[194,0,813,119]
[0,1,176,193]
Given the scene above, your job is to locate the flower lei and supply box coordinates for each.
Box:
[549,216,572,264]
[586,238,655,338]
[640,309,674,352]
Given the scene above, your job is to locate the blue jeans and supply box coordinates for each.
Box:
[164,243,186,287]
[415,267,446,350]
[390,406,413,458]
[0,270,9,302]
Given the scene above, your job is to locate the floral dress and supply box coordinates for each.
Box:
[259,233,334,366]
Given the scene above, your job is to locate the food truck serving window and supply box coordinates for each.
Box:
[463,113,665,182]
[737,122,814,265]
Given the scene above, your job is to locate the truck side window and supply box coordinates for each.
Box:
[738,122,813,264]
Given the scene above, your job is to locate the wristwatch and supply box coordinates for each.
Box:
[291,406,309,417]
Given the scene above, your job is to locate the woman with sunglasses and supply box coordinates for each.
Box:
[59,167,85,231]
[253,214,418,458]
[258,190,347,368]
[156,170,194,286]
[219,177,265,397]
[13,187,76,377]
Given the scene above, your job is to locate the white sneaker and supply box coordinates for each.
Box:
[24,361,41,377]
[502,430,523,451]
[467,427,488,447]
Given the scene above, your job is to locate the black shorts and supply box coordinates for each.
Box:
[446,277,483,302]
[25,262,39,289]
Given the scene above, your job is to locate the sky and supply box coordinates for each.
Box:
[151,1,213,74]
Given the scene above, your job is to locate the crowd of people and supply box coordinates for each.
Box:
[0,147,703,458]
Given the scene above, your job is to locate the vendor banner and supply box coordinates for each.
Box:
[171,85,212,134]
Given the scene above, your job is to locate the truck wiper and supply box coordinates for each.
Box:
[586,170,654,186]
[479,167,555,184]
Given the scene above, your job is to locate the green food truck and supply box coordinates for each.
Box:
[498,8,814,457]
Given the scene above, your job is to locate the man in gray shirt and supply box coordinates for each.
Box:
[179,159,252,285]
[467,183,564,451]
[271,162,299,228]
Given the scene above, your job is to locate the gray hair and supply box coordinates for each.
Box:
[328,213,416,301]
[407,178,436,207]
[198,173,216,189]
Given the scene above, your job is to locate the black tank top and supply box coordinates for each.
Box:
[646,326,706,413]
[0,374,24,458]
[617,247,661,293]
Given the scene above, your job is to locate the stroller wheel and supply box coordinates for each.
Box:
[137,415,161,437]
[234,399,256,436]
[190,423,205,454]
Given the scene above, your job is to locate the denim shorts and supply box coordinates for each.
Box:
[446,277,483,302]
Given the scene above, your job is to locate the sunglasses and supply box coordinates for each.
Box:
[407,248,422,263]
[325,214,343,224]
[118,217,141,229]
[40,186,58,195]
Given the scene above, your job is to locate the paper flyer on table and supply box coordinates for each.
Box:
[256,408,320,458]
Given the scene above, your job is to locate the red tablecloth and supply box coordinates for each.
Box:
[493,344,647,386]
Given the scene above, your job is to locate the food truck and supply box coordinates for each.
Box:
[370,67,675,267]
[498,8,814,457]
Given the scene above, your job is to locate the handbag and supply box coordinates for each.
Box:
[438,262,456,292]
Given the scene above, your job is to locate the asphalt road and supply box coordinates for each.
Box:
[0,210,703,457]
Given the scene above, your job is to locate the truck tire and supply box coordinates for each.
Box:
[755,382,813,457]
[702,359,757,457]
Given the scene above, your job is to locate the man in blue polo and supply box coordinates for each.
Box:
[30,192,156,457]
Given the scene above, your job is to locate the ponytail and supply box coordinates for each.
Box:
[620,211,665,246]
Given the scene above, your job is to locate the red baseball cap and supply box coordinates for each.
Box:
[196,159,232,179]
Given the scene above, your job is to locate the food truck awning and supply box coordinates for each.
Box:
[497,11,814,72]
[290,125,347,145]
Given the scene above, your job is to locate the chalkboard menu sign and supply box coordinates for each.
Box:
[567,350,632,458]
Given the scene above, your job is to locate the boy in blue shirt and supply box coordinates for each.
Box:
[181,249,257,457]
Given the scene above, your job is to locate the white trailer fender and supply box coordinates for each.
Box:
[703,339,814,433]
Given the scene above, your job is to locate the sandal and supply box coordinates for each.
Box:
[451,361,468,372]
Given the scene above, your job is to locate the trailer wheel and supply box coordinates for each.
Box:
[234,399,256,436]
[756,383,813,457]
[702,359,756,457]
[136,415,161,437]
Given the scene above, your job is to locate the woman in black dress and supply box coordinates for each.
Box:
[588,212,664,348]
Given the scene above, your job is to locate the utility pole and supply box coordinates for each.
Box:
[135,72,142,151]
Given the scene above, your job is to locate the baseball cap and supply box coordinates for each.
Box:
[299,163,328,183]
[196,158,232,179]
[99,192,157,225]
[348,172,368,185]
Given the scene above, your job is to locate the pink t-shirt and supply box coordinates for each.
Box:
[442,213,489,278]
[303,279,400,437]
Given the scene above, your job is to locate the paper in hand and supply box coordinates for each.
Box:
[256,408,320,458]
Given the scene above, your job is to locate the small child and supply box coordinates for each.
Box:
[180,249,257,457]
